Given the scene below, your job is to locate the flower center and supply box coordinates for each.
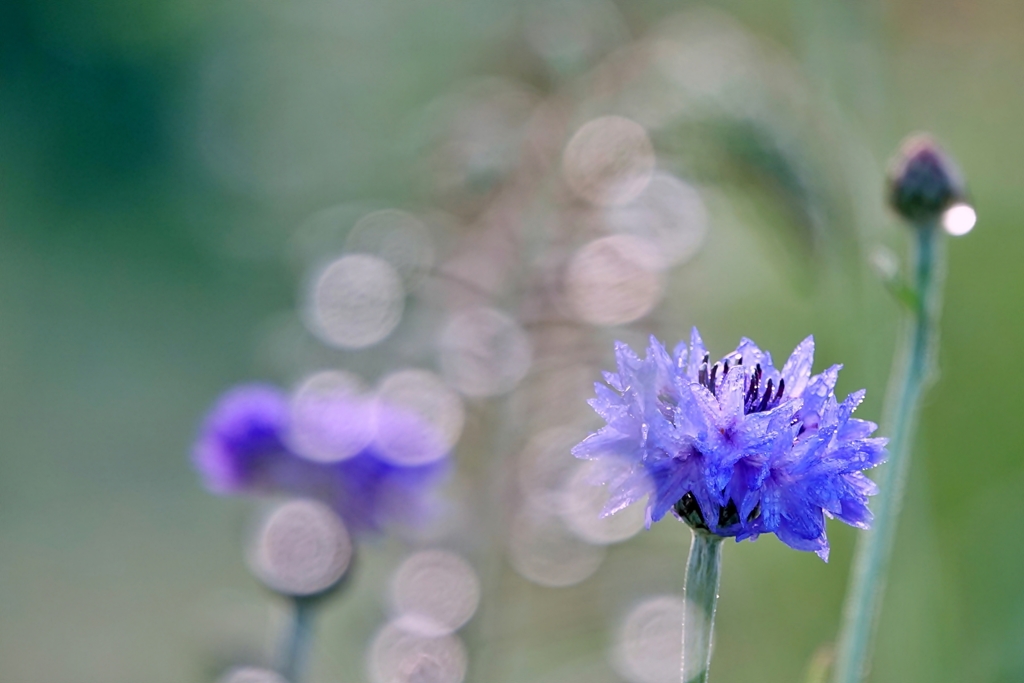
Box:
[697,354,784,414]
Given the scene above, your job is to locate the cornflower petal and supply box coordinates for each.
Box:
[717,368,747,423]
[781,336,815,397]
[685,328,708,379]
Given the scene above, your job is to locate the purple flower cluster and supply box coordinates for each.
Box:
[573,330,887,560]
[193,384,448,536]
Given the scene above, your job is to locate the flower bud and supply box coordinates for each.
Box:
[887,134,965,222]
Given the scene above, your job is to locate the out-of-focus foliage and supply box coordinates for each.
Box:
[0,0,1018,682]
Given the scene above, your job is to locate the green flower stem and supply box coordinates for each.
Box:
[832,221,944,683]
[280,596,317,683]
[682,530,724,683]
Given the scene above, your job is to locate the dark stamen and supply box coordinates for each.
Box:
[758,378,774,412]
[718,499,741,528]
[708,364,719,396]
[746,503,761,522]
[673,492,707,531]
[746,364,761,405]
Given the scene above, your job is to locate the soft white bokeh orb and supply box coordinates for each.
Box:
[368,622,468,683]
[560,462,646,545]
[517,427,588,514]
[605,173,709,266]
[565,235,664,326]
[376,369,465,453]
[562,116,655,206]
[390,550,481,636]
[942,202,976,236]
[508,509,605,587]
[347,209,436,284]
[438,308,532,397]
[305,254,404,349]
[248,500,353,597]
[218,667,289,683]
[288,371,372,463]
[613,595,709,683]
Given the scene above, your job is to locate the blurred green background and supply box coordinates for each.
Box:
[0,0,1019,681]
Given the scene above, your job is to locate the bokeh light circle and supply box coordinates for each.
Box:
[248,500,353,597]
[560,462,646,545]
[288,371,372,463]
[517,427,587,514]
[565,235,664,326]
[605,173,709,265]
[368,621,468,683]
[217,667,289,683]
[942,203,976,236]
[508,509,605,587]
[305,254,404,349]
[347,210,436,284]
[612,595,709,683]
[438,308,532,397]
[376,369,465,453]
[562,116,655,206]
[389,550,481,636]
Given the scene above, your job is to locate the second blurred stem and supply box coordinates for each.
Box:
[832,221,943,683]
[682,530,723,683]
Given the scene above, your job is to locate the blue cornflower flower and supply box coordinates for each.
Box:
[572,330,887,560]
[193,383,448,536]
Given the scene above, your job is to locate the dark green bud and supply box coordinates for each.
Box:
[887,134,965,223]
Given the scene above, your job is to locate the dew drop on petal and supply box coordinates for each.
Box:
[389,550,481,636]
[942,202,976,236]
[566,235,664,326]
[562,116,655,206]
[248,500,353,597]
[305,254,405,349]
[368,622,468,683]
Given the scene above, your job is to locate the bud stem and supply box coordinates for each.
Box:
[681,530,724,683]
[832,220,944,683]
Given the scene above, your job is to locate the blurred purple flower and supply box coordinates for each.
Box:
[572,330,887,560]
[193,384,449,536]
